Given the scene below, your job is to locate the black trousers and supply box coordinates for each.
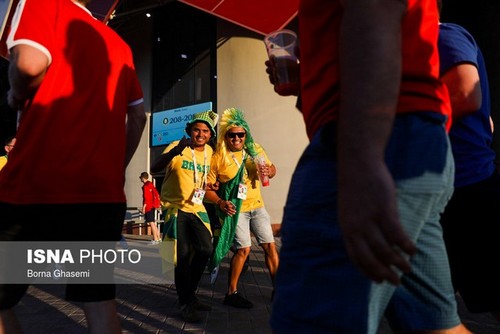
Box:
[175,210,213,306]
[0,202,125,308]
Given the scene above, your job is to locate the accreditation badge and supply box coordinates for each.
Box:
[191,188,206,204]
[237,183,247,200]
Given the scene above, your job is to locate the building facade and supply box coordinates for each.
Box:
[117,2,308,225]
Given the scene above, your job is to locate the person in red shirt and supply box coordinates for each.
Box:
[266,0,471,333]
[0,0,146,333]
[140,172,162,245]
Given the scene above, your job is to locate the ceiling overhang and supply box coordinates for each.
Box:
[2,0,299,59]
[178,0,299,36]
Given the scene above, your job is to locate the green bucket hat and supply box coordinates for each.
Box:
[185,110,219,136]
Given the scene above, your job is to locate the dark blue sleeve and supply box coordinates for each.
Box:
[438,23,479,76]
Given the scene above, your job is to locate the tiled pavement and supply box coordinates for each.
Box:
[12,236,500,333]
[13,236,275,334]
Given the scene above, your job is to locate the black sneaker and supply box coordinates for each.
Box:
[180,303,202,322]
[192,298,212,311]
[223,291,253,309]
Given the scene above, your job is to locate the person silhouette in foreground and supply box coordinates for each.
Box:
[266,0,471,333]
[0,1,146,333]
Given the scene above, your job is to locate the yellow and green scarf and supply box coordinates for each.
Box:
[159,206,212,279]
[208,163,245,271]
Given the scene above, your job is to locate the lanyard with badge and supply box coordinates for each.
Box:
[231,151,248,200]
[191,146,208,204]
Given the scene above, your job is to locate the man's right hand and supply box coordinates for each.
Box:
[176,135,191,153]
[265,45,300,97]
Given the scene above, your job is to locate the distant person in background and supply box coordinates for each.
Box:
[0,0,146,333]
[140,171,162,245]
[438,0,500,322]
[0,136,15,172]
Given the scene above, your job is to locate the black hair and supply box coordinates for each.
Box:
[4,136,15,146]
[185,120,215,137]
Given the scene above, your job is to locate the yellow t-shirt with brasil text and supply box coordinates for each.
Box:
[208,143,271,212]
[159,140,213,214]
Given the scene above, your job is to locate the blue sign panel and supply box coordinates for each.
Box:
[151,102,213,147]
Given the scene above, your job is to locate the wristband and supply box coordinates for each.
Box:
[216,199,223,206]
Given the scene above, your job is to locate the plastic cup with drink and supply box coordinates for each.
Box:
[254,155,270,187]
[264,29,299,96]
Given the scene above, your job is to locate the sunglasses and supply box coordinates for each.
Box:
[226,132,246,139]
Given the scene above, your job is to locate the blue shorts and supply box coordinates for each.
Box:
[234,207,275,248]
[270,114,460,334]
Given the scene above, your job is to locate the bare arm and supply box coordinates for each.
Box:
[125,103,146,167]
[150,136,191,173]
[441,63,482,119]
[337,0,416,285]
[7,44,49,110]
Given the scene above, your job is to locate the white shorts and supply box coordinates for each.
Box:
[234,207,275,249]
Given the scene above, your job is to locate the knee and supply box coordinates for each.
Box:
[261,243,277,255]
[236,247,251,257]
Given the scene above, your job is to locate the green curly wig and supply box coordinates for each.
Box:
[217,107,258,158]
